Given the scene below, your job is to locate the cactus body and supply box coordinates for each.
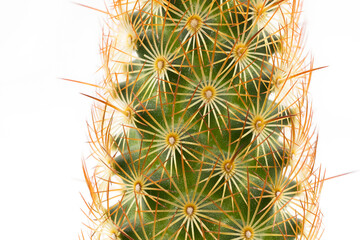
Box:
[82,0,323,239]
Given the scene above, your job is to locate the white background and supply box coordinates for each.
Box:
[0,0,359,239]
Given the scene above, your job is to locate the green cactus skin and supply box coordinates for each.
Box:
[80,0,324,239]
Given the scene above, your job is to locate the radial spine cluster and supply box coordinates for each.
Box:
[81,0,324,239]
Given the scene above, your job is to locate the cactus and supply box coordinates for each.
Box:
[80,0,324,239]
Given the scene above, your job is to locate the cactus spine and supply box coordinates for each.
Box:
[81,0,324,239]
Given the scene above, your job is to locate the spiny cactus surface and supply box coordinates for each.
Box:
[81,0,324,239]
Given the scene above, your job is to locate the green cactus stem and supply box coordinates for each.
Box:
[80,0,324,239]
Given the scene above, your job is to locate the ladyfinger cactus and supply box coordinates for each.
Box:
[81,0,324,239]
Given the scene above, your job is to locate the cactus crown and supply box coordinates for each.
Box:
[81,0,324,239]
